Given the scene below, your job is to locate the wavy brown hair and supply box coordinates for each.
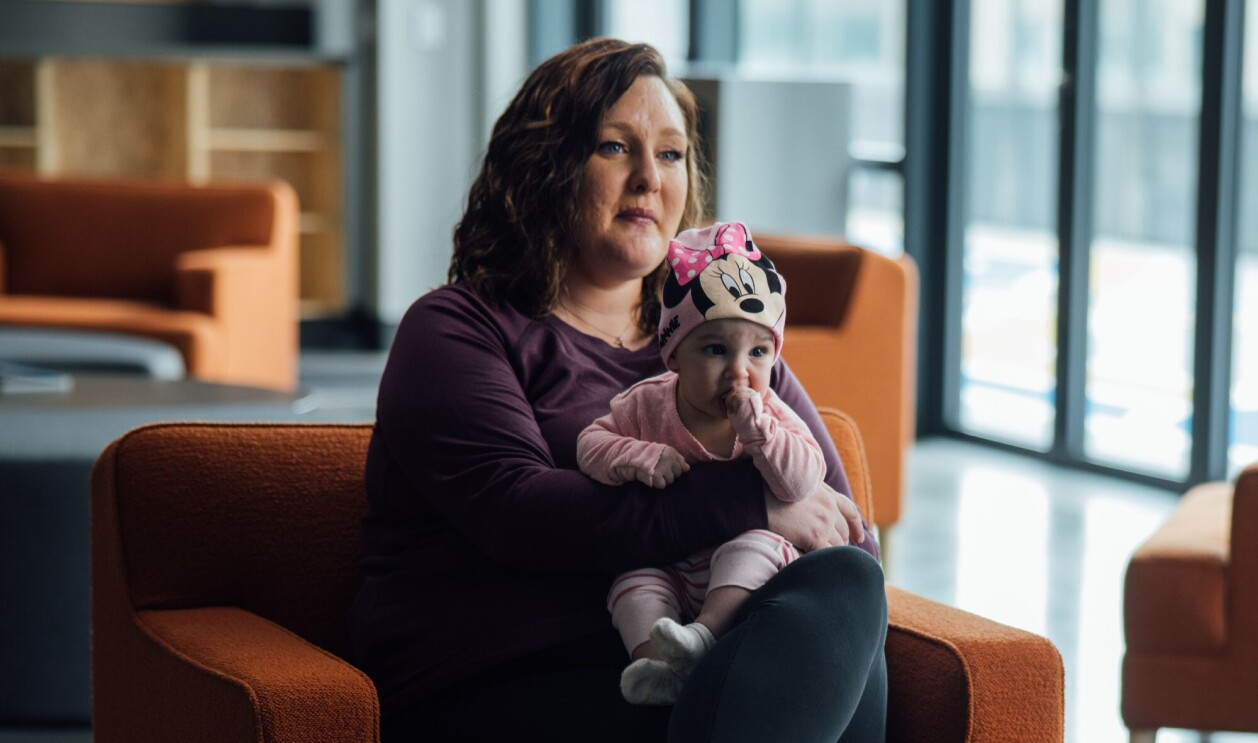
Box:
[449,38,708,332]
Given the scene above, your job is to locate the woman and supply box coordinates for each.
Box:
[349,38,887,742]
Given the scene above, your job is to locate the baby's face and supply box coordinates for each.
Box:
[669,319,776,423]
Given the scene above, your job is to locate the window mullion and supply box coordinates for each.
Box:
[1052,0,1098,462]
[1189,0,1245,485]
[903,0,968,436]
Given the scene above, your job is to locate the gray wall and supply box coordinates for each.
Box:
[684,73,854,237]
[371,0,527,324]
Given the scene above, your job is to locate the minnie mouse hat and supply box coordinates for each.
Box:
[658,221,788,365]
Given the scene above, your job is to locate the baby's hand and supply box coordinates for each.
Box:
[726,387,767,443]
[638,446,690,489]
[724,385,760,414]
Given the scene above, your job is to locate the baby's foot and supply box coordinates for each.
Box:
[620,657,685,705]
[650,617,716,675]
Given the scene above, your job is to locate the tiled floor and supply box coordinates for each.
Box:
[3,351,1254,742]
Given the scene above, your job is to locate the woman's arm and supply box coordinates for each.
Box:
[375,288,768,572]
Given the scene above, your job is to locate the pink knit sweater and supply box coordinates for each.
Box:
[577,372,825,503]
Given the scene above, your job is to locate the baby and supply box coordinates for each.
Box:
[577,221,826,705]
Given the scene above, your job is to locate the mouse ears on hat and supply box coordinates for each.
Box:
[666,222,760,287]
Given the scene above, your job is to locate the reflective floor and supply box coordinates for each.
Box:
[892,437,1257,743]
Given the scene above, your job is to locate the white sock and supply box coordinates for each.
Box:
[620,657,685,705]
[650,617,716,675]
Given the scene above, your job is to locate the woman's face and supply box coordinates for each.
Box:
[571,75,689,286]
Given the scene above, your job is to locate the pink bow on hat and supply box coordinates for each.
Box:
[667,222,761,286]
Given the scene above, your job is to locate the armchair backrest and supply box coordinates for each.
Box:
[0,171,288,303]
[765,238,864,327]
[756,232,918,530]
[93,422,373,658]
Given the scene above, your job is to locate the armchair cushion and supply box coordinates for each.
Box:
[106,423,369,652]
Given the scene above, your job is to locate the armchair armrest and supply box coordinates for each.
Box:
[176,247,264,308]
[886,586,1064,742]
[174,246,298,389]
[109,606,378,743]
[175,247,280,315]
[818,406,873,523]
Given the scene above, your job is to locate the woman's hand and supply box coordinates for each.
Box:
[765,481,866,553]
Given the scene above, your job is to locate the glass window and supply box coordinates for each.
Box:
[957,0,1063,449]
[1084,0,1202,478]
[739,0,906,255]
[604,0,690,68]
[846,159,904,258]
[1230,0,1258,476]
[740,0,902,82]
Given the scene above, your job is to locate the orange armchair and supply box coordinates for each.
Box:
[0,171,298,389]
[92,416,1062,742]
[1122,464,1258,741]
[760,233,919,553]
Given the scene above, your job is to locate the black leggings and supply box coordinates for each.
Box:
[386,546,887,743]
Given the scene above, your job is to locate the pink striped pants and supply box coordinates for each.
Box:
[607,529,800,654]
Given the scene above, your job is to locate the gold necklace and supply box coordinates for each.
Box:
[560,298,637,349]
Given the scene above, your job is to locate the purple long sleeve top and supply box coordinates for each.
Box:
[348,283,877,704]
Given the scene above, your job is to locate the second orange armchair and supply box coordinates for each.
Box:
[0,171,300,389]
